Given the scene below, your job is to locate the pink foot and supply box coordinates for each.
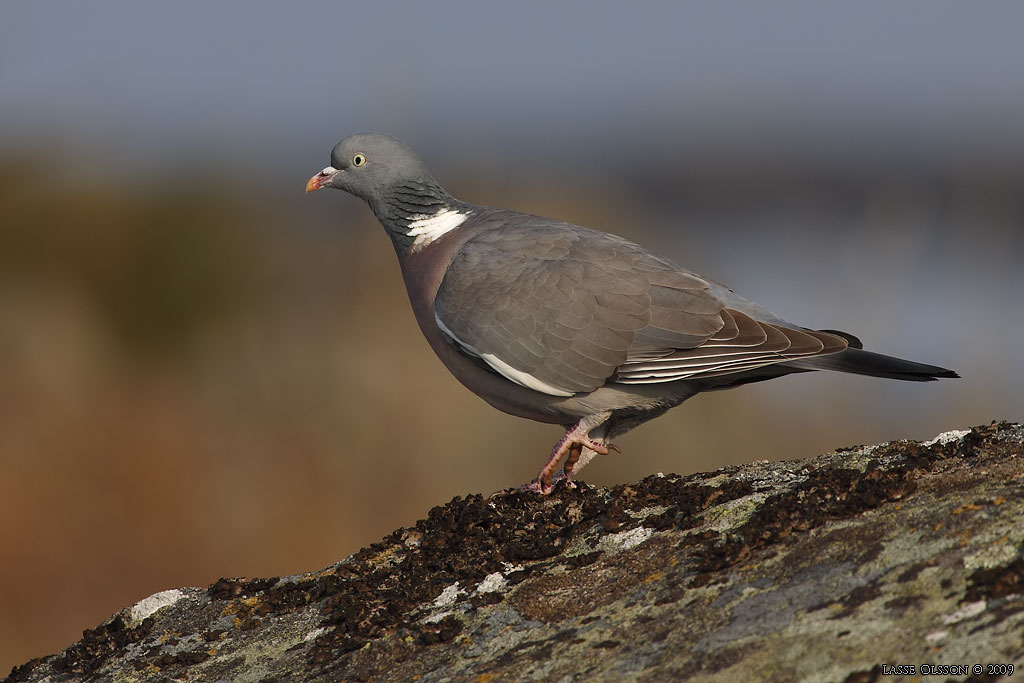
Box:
[532,424,616,494]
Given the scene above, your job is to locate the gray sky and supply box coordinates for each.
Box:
[4,2,1024,174]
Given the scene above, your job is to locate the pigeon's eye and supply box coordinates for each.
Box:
[352,153,366,167]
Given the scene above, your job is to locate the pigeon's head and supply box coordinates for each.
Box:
[306,133,437,204]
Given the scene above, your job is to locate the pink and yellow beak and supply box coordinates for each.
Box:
[305,166,338,192]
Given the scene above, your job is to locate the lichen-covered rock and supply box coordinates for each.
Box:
[6,422,1023,682]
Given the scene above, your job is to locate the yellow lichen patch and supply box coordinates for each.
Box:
[367,543,408,570]
[476,674,501,683]
[953,503,981,514]
[158,630,181,644]
[993,496,1006,505]
[642,572,664,583]
[221,595,262,617]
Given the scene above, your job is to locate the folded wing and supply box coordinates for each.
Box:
[434,216,848,396]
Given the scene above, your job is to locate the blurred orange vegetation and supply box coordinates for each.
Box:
[0,157,992,672]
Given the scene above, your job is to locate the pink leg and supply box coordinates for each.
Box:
[562,443,583,480]
[527,414,617,494]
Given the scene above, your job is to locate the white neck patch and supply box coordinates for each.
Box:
[406,209,468,251]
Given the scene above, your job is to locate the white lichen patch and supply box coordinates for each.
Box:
[874,530,954,576]
[432,582,463,609]
[475,572,508,594]
[700,473,733,488]
[627,505,669,520]
[942,599,986,625]
[701,493,770,532]
[127,589,186,627]
[964,543,1020,572]
[419,582,467,625]
[304,626,328,642]
[599,526,653,552]
[926,630,950,644]
[923,429,971,447]
[424,610,454,624]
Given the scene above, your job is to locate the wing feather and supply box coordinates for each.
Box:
[434,214,848,396]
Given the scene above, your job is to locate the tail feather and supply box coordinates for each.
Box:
[787,348,959,382]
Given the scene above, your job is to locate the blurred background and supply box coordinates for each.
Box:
[2,1,1022,672]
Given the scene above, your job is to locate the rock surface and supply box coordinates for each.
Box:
[6,422,1024,683]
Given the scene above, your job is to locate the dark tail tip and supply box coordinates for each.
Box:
[790,348,959,382]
